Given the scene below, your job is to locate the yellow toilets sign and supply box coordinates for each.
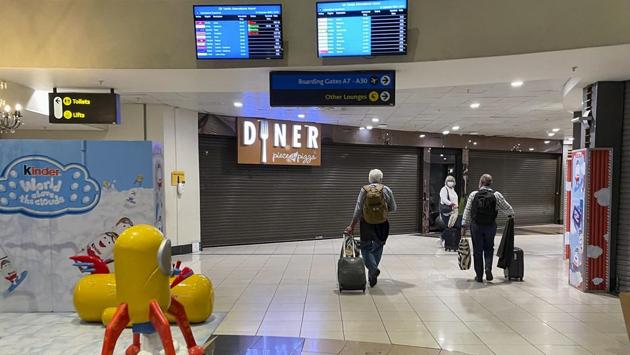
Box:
[48,92,121,124]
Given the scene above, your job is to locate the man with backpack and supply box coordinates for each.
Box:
[345,169,397,287]
[461,174,514,282]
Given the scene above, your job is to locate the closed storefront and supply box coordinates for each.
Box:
[468,151,561,226]
[618,81,630,292]
[199,135,420,247]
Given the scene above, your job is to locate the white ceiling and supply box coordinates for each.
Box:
[1,44,629,138]
[123,79,569,139]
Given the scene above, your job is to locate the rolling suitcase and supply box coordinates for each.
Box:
[338,233,366,293]
[504,247,524,281]
[443,227,461,252]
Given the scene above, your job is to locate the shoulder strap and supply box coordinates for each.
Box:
[375,184,384,192]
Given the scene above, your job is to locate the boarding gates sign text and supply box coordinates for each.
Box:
[269,70,395,107]
[237,118,321,166]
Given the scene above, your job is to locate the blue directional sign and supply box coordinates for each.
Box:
[269,71,395,106]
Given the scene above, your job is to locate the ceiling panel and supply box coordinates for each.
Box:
[121,79,571,139]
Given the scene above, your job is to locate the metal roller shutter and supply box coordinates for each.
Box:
[618,81,630,292]
[468,151,560,226]
[199,135,420,247]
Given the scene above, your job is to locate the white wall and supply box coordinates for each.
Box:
[0,103,201,248]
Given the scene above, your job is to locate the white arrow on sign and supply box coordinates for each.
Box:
[53,96,63,119]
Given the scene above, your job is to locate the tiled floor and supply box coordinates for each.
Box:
[205,334,468,354]
[1,233,628,354]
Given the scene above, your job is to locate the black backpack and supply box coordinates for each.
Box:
[471,189,498,225]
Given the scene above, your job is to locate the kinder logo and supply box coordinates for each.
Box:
[23,166,61,177]
[0,156,101,218]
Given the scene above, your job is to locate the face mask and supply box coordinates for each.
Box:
[447,182,455,188]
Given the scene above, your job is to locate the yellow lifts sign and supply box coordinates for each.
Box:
[237,117,322,166]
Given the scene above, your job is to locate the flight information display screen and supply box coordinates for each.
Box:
[316,0,407,57]
[194,5,283,59]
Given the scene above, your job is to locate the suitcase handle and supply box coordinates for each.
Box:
[341,233,359,258]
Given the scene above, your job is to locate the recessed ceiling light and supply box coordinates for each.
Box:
[452,126,460,131]
[548,132,556,137]
[443,157,447,161]
[419,134,426,138]
[511,80,524,88]
[371,117,379,123]
[442,130,450,135]
[233,101,243,108]
[544,140,550,144]
[366,125,373,130]
[440,154,444,157]
[552,128,560,132]
[473,142,478,145]
[529,147,535,151]
[470,102,480,109]
[297,113,305,119]
[359,126,365,130]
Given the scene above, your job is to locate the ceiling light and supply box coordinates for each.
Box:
[366,125,373,130]
[529,148,535,151]
[470,102,480,109]
[233,101,243,108]
[544,140,550,144]
[440,154,444,157]
[452,126,460,131]
[511,80,524,88]
[297,113,305,119]
[473,142,478,146]
[552,128,560,132]
[442,130,450,135]
[359,126,365,130]
[419,134,426,138]
[548,132,556,137]
[371,117,379,123]
[443,157,447,161]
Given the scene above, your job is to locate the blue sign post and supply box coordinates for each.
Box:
[269,70,395,107]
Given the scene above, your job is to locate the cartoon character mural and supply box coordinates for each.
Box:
[0,246,28,296]
[0,140,163,312]
[71,217,135,274]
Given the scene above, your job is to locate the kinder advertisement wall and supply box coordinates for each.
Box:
[568,148,611,292]
[569,150,586,288]
[0,140,164,312]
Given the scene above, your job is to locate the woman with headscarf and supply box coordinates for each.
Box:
[439,176,459,243]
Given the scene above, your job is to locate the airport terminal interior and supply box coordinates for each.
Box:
[1,1,630,355]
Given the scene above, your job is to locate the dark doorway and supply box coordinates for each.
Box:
[428,148,462,231]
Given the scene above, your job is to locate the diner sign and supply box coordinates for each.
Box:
[237,118,321,166]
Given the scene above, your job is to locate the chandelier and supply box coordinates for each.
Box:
[0,80,24,134]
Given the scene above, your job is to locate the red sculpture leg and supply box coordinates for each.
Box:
[125,333,141,355]
[102,303,130,355]
[148,299,177,355]
[168,296,204,355]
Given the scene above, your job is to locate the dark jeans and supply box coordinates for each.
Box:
[361,240,384,278]
[470,223,497,278]
[359,219,389,278]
